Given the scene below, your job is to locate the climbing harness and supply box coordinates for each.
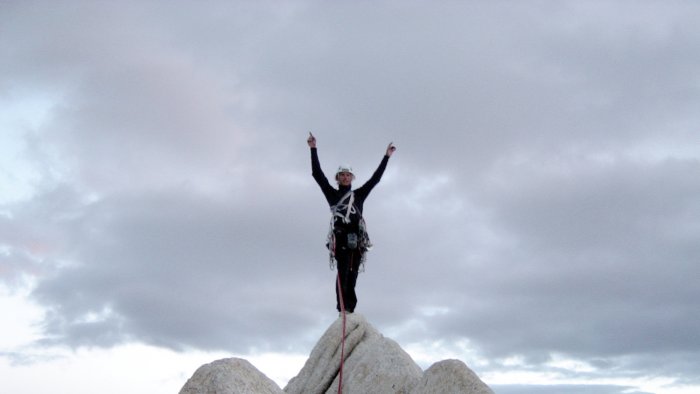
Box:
[326,191,372,271]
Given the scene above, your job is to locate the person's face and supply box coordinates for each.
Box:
[337,172,353,186]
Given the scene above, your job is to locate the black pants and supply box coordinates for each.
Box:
[335,247,362,313]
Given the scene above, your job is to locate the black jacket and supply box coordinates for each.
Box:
[310,147,389,233]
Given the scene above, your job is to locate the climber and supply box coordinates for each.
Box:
[307,132,396,313]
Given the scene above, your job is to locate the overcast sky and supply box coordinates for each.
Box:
[2,1,700,393]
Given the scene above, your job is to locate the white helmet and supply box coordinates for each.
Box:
[335,164,355,180]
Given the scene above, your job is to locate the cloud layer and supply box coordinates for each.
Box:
[2,1,700,392]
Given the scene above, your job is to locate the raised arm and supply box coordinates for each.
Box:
[308,133,335,203]
[308,132,324,180]
[355,142,396,197]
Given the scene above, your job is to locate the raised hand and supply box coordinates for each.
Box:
[386,142,396,157]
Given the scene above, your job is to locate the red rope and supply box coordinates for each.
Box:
[336,271,347,394]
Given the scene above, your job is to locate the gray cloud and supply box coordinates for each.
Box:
[2,1,700,391]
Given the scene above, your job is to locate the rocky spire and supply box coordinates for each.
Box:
[179,313,494,394]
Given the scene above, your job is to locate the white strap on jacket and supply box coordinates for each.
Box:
[331,191,356,224]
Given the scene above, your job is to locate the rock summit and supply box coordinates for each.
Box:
[180,313,493,394]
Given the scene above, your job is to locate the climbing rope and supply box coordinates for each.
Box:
[336,257,349,394]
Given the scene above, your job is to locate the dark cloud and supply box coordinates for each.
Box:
[23,184,329,353]
[2,1,700,392]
